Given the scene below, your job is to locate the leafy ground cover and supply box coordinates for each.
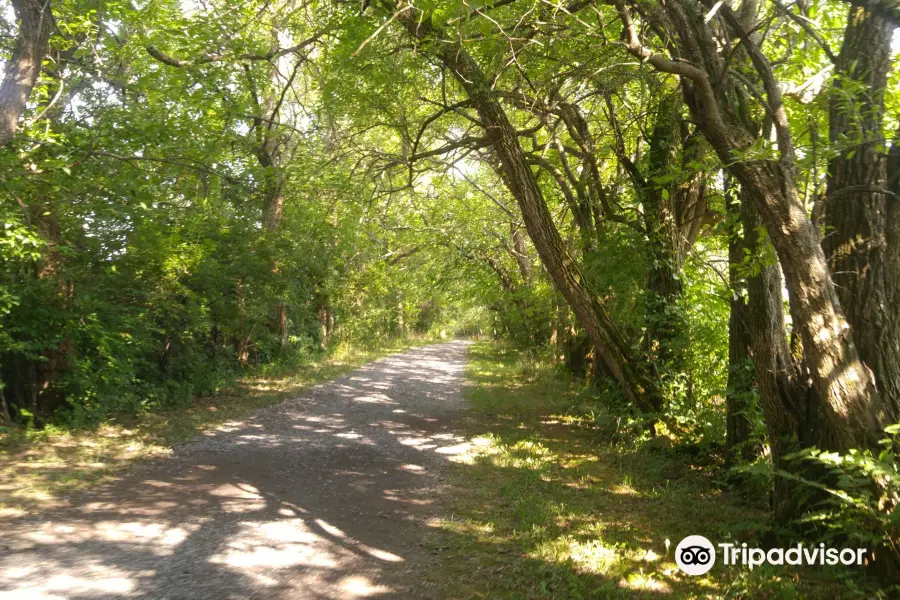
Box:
[0,338,433,514]
[427,342,884,599]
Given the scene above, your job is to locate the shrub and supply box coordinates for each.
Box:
[781,424,900,578]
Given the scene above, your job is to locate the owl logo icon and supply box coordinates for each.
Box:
[675,535,716,575]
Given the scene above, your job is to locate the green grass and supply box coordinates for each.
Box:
[0,337,434,514]
[426,342,879,599]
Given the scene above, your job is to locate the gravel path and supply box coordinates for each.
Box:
[0,341,472,600]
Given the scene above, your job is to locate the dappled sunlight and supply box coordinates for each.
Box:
[208,483,267,513]
[350,393,398,406]
[396,436,437,450]
[0,344,423,514]
[463,437,557,471]
[434,442,470,455]
[0,433,170,508]
[206,515,405,595]
[610,482,640,496]
[0,506,26,518]
[397,464,425,474]
[1,341,472,599]
[209,519,342,569]
[358,546,403,563]
[618,570,673,594]
[532,535,638,577]
[382,489,433,506]
[10,519,201,553]
[337,575,391,597]
[0,570,137,599]
[430,342,769,598]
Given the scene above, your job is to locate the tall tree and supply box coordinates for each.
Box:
[0,0,54,146]
[614,0,890,451]
[823,2,900,420]
[381,2,661,412]
[607,91,712,387]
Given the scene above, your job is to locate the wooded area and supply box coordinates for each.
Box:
[1,0,898,592]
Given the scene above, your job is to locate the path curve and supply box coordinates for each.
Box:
[0,341,472,600]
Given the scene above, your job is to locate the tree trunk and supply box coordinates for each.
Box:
[262,177,285,231]
[26,206,72,418]
[740,193,811,521]
[396,290,405,334]
[318,300,329,350]
[625,0,891,450]
[643,98,688,382]
[725,182,755,465]
[395,8,659,412]
[0,0,53,146]
[728,145,885,452]
[0,384,12,424]
[235,278,249,365]
[261,157,287,347]
[824,3,900,420]
[725,273,754,465]
[510,223,533,284]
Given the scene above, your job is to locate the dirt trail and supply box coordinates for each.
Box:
[0,341,472,600]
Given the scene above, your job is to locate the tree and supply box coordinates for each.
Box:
[378,1,661,412]
[823,2,900,420]
[0,0,54,146]
[614,0,890,453]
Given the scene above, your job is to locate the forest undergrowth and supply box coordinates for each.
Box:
[427,342,891,599]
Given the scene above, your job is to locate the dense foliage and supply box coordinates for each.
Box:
[1,0,899,586]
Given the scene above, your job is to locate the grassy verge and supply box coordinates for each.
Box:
[427,342,877,599]
[0,337,434,514]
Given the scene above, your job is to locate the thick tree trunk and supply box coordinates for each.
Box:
[824,4,900,420]
[395,9,659,412]
[10,205,73,420]
[725,275,754,465]
[262,178,285,231]
[740,195,811,521]
[725,141,885,451]
[0,0,53,146]
[37,218,71,417]
[623,0,890,450]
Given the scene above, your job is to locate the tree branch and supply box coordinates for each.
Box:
[144,32,322,68]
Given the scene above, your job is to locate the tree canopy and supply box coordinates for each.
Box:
[1,0,899,585]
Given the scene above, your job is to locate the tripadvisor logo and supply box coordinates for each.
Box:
[674,535,867,576]
[675,535,716,575]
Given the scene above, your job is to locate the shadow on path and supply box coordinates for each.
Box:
[0,341,472,600]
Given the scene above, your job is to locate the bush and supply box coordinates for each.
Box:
[781,424,900,578]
